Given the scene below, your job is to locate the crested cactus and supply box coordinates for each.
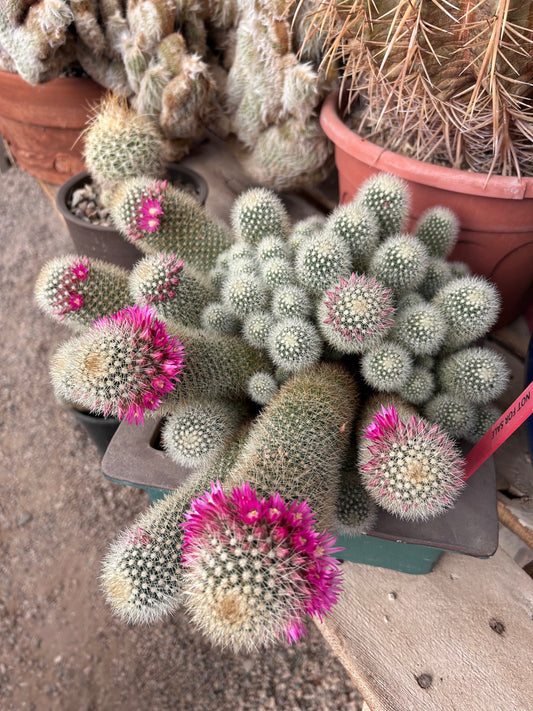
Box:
[325,202,379,271]
[266,317,322,373]
[241,310,275,350]
[230,188,290,244]
[294,231,352,294]
[359,405,464,521]
[397,366,435,406]
[246,371,279,405]
[361,342,413,392]
[222,272,268,318]
[271,284,311,320]
[355,173,410,240]
[391,303,447,356]
[424,393,476,439]
[50,304,186,423]
[129,254,215,328]
[369,234,429,295]
[414,207,459,258]
[438,347,510,405]
[432,276,501,347]
[181,481,342,651]
[161,399,244,468]
[201,302,239,335]
[84,95,164,201]
[317,273,395,355]
[35,255,130,332]
[110,178,233,271]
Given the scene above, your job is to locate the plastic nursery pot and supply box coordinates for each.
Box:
[102,418,499,575]
[320,91,533,328]
[70,408,121,457]
[56,163,208,270]
[0,70,105,185]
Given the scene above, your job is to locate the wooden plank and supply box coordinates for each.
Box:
[317,548,533,711]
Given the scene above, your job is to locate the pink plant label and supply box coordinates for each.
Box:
[463,381,533,481]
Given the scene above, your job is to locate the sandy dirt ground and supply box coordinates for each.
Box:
[0,168,363,711]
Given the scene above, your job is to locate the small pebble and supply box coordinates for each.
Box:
[17,512,33,527]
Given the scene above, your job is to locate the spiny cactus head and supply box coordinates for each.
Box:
[35,255,130,331]
[369,234,429,295]
[228,257,259,277]
[467,404,501,443]
[288,216,325,255]
[396,292,426,311]
[391,303,447,356]
[360,406,465,520]
[111,178,169,244]
[209,266,228,292]
[419,258,453,301]
[222,272,268,318]
[256,235,290,262]
[242,310,275,350]
[414,206,459,258]
[318,273,395,355]
[432,276,501,347]
[260,257,294,290]
[247,371,279,405]
[397,366,435,406]
[438,346,510,405]
[161,400,243,468]
[361,342,413,392]
[294,231,352,294]
[226,242,257,264]
[50,305,186,424]
[335,464,378,536]
[355,173,410,239]
[424,393,476,439]
[201,302,239,335]
[129,253,184,307]
[271,284,312,320]
[84,94,164,194]
[231,188,290,244]
[325,202,379,271]
[449,261,471,279]
[267,318,322,373]
[181,481,343,651]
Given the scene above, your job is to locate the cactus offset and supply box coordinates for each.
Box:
[414,207,459,258]
[267,317,322,373]
[231,188,290,244]
[355,173,410,240]
[295,231,352,294]
[438,347,510,405]
[325,203,379,271]
[369,234,429,295]
[424,393,476,439]
[391,303,447,356]
[361,342,413,392]
[247,371,279,405]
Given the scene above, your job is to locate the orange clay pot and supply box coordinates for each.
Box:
[0,70,105,185]
[320,91,533,328]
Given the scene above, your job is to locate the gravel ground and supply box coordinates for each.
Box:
[0,168,363,711]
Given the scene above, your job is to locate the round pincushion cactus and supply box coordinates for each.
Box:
[129,254,215,328]
[359,405,465,521]
[418,258,453,301]
[222,272,268,318]
[424,393,476,439]
[397,366,435,406]
[396,292,426,311]
[369,234,429,294]
[391,303,447,356]
[50,305,186,424]
[161,400,244,468]
[438,347,510,405]
[230,188,290,244]
[325,202,379,270]
[467,404,501,443]
[247,371,279,405]
[181,482,342,651]
[449,261,471,279]
[260,257,294,290]
[361,342,413,392]
[414,206,459,258]
[242,310,275,350]
[271,284,311,319]
[288,215,325,254]
[432,276,501,347]
[355,173,410,239]
[256,235,290,262]
[267,317,322,373]
[317,273,395,354]
[225,242,257,264]
[294,231,352,294]
[201,302,239,335]
[34,255,130,332]
[335,459,378,536]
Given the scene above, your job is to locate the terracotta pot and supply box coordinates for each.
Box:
[102,417,498,575]
[0,70,104,185]
[55,163,208,270]
[320,91,533,328]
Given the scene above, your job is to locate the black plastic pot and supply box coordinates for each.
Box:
[71,408,121,456]
[56,163,208,270]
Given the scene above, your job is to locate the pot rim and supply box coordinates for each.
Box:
[320,91,533,200]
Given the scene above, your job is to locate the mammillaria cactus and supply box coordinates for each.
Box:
[266,317,322,374]
[325,203,379,271]
[355,173,410,240]
[35,255,129,331]
[161,399,244,468]
[468,404,501,443]
[432,276,500,348]
[288,215,325,254]
[271,284,311,320]
[241,310,275,350]
[110,177,233,271]
[129,254,215,328]
[181,482,343,651]
[317,273,395,354]
[438,347,510,405]
[246,371,279,406]
[335,458,378,536]
[222,272,268,318]
[294,231,352,294]
[359,405,465,520]
[418,258,453,301]
[414,207,459,258]
[51,304,186,423]
[256,235,289,262]
[424,393,476,439]
[361,342,413,393]
[201,302,239,335]
[259,257,294,290]
[391,303,447,356]
[397,367,435,406]
[369,234,429,295]
[230,188,290,244]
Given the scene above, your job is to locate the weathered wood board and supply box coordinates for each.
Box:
[317,548,533,711]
